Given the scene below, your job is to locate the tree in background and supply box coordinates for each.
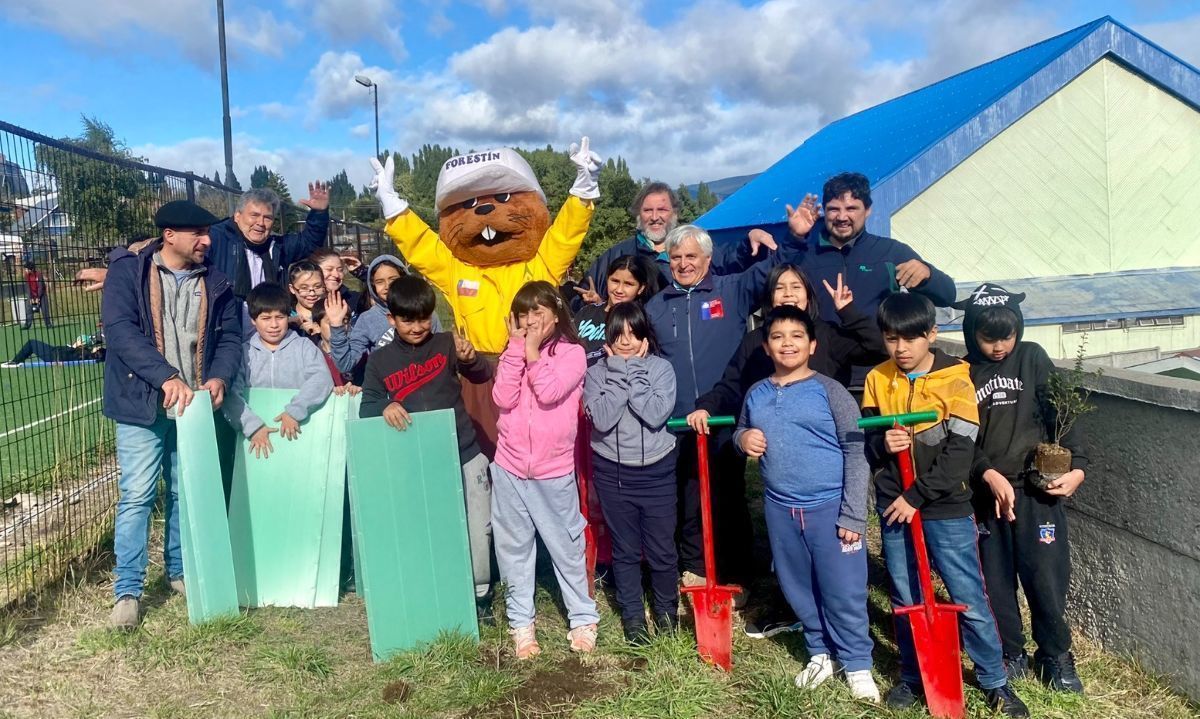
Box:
[250,165,271,190]
[326,170,357,219]
[34,115,158,247]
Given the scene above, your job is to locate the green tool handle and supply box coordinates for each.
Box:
[667,416,735,430]
[856,411,938,429]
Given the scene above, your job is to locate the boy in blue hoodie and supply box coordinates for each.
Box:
[734,305,878,702]
[223,283,334,458]
[958,283,1087,693]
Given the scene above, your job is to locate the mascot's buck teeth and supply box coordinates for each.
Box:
[481,226,497,242]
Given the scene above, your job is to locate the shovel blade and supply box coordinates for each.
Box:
[903,604,967,719]
[683,584,740,671]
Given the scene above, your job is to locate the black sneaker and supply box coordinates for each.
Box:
[653,612,678,635]
[1004,651,1031,681]
[1035,650,1084,693]
[984,683,1030,718]
[475,595,496,627]
[623,619,651,645]
[885,681,924,709]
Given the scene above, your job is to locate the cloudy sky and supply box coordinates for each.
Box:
[1,0,1197,198]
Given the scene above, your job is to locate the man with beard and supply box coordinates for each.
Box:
[576,182,771,305]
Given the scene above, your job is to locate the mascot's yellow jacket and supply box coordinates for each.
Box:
[384,196,593,354]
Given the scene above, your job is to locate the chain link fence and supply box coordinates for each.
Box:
[0,121,392,609]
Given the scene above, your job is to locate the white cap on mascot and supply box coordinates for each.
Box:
[435,149,546,212]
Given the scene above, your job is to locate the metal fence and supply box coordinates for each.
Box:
[0,121,244,608]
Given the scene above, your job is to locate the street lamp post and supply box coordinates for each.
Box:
[355,75,379,159]
[217,0,235,212]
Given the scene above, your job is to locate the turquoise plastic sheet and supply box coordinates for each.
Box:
[227,389,348,608]
[176,391,240,624]
[347,409,479,661]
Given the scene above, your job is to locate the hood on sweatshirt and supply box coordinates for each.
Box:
[365,254,408,307]
[955,282,1026,362]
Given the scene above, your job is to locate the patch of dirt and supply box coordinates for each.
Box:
[381,680,410,704]
[469,656,613,718]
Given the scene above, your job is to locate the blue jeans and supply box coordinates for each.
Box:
[113,415,182,599]
[880,513,1007,690]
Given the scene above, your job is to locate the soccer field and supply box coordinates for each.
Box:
[0,319,112,496]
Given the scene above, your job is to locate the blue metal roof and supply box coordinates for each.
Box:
[699,16,1200,243]
[940,267,1200,331]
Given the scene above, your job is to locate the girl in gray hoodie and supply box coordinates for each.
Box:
[582,302,678,643]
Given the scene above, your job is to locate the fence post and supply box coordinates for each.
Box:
[186,177,196,203]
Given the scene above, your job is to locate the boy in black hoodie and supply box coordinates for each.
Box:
[359,275,495,617]
[958,283,1087,693]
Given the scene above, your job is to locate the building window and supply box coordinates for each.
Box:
[1063,316,1184,333]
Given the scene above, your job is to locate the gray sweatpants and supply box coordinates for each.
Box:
[490,463,599,630]
[461,452,493,599]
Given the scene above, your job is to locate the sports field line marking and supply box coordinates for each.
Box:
[0,397,102,440]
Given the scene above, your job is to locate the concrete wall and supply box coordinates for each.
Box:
[1060,364,1200,699]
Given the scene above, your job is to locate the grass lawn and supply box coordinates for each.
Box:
[0,318,111,495]
[1,517,1196,719]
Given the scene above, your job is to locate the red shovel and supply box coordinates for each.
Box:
[859,411,967,719]
[668,416,742,671]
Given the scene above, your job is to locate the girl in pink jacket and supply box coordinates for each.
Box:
[491,281,599,659]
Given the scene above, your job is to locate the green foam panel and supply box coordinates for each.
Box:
[347,409,479,661]
[176,390,241,624]
[227,389,347,608]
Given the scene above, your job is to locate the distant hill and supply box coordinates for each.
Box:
[685,173,758,200]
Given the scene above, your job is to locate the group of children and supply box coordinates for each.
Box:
[223,244,1085,717]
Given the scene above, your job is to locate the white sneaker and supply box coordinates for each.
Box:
[794,653,835,689]
[680,570,706,587]
[0,362,20,369]
[846,669,881,703]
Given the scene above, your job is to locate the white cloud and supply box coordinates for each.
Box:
[350,123,372,138]
[294,0,406,58]
[132,136,373,208]
[0,0,301,66]
[256,102,295,121]
[1136,13,1200,68]
[305,51,397,123]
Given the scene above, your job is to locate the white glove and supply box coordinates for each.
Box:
[369,156,409,219]
[568,136,602,200]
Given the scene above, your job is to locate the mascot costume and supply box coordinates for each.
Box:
[369,137,602,456]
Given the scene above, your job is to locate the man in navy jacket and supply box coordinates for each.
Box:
[645,213,811,597]
[102,200,242,629]
[754,172,957,325]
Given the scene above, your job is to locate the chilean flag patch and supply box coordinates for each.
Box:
[457,279,480,297]
[701,298,725,320]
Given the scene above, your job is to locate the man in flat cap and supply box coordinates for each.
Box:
[75,182,330,301]
[102,200,242,629]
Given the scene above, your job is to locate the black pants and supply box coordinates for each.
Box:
[11,339,78,364]
[976,484,1072,658]
[676,431,754,587]
[592,450,679,623]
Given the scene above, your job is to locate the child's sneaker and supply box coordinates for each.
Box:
[1035,650,1084,693]
[622,619,650,646]
[884,681,923,709]
[510,623,541,660]
[984,683,1030,718]
[1003,651,1030,681]
[794,653,835,689]
[567,623,598,653]
[845,670,881,703]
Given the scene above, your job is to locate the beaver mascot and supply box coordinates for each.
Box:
[368,138,602,456]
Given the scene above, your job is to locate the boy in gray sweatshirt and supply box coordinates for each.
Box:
[224,283,334,458]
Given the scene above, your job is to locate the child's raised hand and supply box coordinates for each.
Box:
[1044,469,1085,498]
[837,527,861,545]
[249,425,277,459]
[573,276,601,305]
[275,412,301,440]
[341,255,362,273]
[882,495,917,525]
[453,330,476,363]
[822,272,853,311]
[325,290,349,328]
[505,313,526,342]
[383,401,412,431]
[635,337,650,359]
[982,468,1016,521]
[738,428,767,458]
[883,428,912,454]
